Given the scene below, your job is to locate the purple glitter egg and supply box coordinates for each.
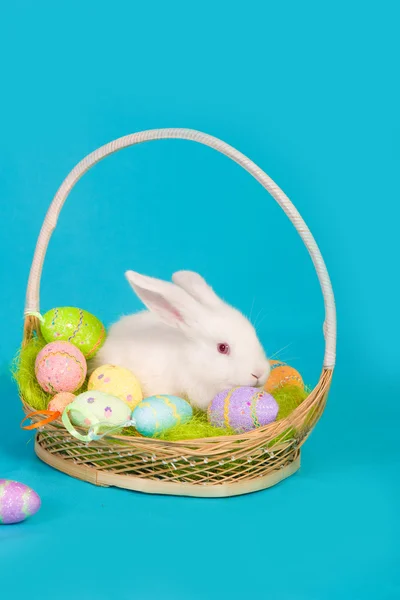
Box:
[0,480,41,525]
[208,387,279,433]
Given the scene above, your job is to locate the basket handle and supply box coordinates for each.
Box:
[24,128,336,369]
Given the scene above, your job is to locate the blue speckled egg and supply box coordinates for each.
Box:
[132,395,193,437]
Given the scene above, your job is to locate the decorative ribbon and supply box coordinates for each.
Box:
[21,408,136,442]
[88,419,137,442]
[21,410,61,430]
[61,406,136,442]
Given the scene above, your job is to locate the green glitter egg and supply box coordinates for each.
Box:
[40,307,106,359]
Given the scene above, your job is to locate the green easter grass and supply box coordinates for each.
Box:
[156,410,236,440]
[13,338,310,441]
[12,336,50,410]
[273,386,309,419]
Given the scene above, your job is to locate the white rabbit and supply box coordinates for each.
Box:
[92,271,270,410]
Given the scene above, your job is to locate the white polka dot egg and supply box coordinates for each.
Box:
[62,390,132,432]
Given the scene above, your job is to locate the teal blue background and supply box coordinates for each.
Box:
[1,1,399,598]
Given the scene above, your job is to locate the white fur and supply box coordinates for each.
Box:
[92,271,270,410]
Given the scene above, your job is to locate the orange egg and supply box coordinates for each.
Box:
[265,360,304,393]
[48,392,76,413]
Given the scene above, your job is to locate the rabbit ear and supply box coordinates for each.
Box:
[172,271,222,307]
[125,271,200,329]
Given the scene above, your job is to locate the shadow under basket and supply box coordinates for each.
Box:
[20,128,336,498]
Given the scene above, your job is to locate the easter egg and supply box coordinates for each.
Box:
[208,387,278,433]
[63,391,132,432]
[35,341,87,393]
[48,392,76,413]
[88,364,142,410]
[0,480,41,525]
[264,360,304,393]
[132,395,193,437]
[40,307,106,359]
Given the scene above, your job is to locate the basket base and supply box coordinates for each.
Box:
[35,440,300,498]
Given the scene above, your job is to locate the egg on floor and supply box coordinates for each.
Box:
[0,480,41,524]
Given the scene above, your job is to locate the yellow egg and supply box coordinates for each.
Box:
[88,364,143,410]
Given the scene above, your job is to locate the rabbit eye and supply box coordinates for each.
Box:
[217,343,230,355]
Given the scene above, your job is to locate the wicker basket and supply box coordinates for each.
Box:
[20,128,336,498]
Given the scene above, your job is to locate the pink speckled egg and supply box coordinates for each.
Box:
[0,480,41,524]
[35,341,87,393]
[208,386,279,433]
[48,392,76,413]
